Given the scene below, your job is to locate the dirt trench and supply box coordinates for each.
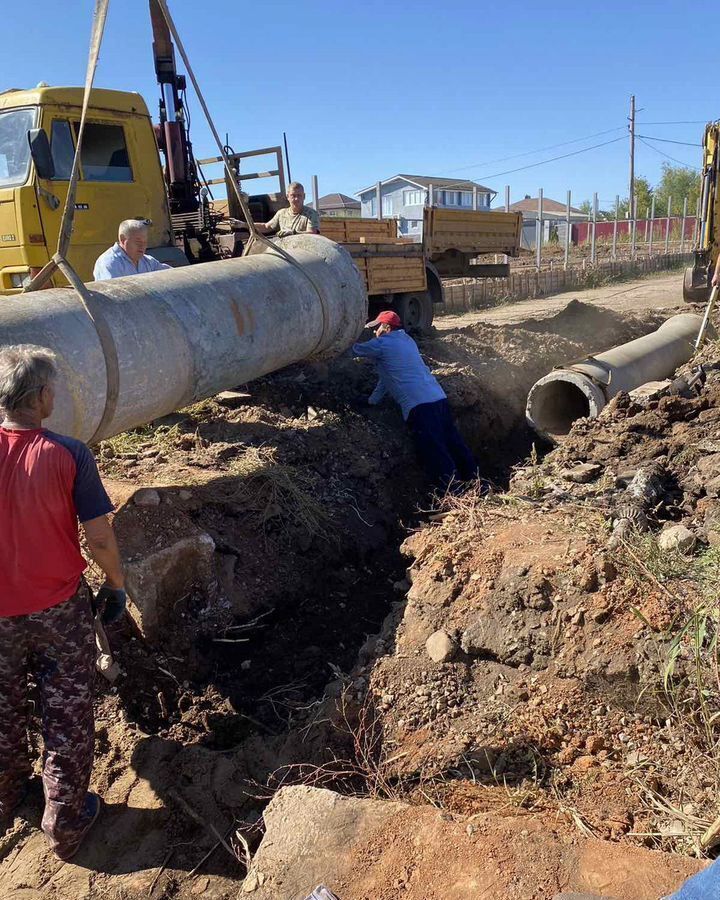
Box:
[107,300,669,743]
[0,299,685,899]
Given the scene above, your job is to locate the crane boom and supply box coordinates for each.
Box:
[149,0,199,214]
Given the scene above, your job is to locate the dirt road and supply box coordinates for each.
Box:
[436,271,687,330]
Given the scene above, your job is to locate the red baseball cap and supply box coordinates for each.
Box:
[367,310,402,329]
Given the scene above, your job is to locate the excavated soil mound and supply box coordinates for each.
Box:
[518,297,651,346]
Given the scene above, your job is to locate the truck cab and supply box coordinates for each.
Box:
[0,86,175,294]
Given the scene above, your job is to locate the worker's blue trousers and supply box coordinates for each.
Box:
[669,857,720,899]
[407,398,477,491]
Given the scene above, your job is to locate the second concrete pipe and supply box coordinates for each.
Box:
[526,313,707,442]
[0,235,367,443]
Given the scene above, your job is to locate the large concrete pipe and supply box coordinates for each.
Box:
[526,313,707,442]
[0,235,367,442]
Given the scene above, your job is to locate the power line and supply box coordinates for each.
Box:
[637,136,701,169]
[455,135,627,186]
[637,134,700,147]
[438,125,626,177]
[636,120,709,125]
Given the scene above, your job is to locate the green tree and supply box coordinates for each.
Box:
[613,168,699,220]
[615,176,653,219]
[653,163,700,217]
[578,198,614,220]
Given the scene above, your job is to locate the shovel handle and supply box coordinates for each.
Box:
[695,285,719,352]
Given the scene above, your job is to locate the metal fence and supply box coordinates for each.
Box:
[500,187,699,270]
[438,251,693,316]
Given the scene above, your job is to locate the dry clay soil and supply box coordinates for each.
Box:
[0,270,711,900]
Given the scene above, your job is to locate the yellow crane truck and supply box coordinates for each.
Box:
[0,1,522,330]
[684,122,720,302]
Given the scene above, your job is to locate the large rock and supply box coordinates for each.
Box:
[657,524,695,554]
[462,610,539,667]
[460,570,554,669]
[561,463,602,484]
[696,452,720,480]
[133,487,161,507]
[552,895,615,900]
[425,629,457,663]
[114,498,216,641]
[247,786,407,898]
[705,474,720,499]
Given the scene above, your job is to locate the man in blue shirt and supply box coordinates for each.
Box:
[353,310,477,491]
[93,219,171,281]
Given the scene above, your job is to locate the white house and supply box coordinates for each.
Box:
[356,175,496,240]
[508,195,586,249]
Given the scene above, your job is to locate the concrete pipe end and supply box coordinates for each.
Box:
[526,369,606,444]
[271,234,369,357]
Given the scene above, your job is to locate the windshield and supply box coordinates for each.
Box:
[0,107,35,189]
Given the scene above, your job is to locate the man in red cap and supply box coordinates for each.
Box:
[353,311,477,490]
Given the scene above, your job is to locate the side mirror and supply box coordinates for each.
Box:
[27,129,55,180]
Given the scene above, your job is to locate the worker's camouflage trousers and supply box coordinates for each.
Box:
[0,582,96,857]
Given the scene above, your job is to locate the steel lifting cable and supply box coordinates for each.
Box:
[154,0,333,355]
[22,0,121,446]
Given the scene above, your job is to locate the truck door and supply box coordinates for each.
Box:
[38,115,158,282]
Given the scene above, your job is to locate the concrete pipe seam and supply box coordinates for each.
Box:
[0,235,368,443]
[526,313,710,443]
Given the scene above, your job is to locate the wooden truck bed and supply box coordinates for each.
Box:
[343,242,427,294]
[424,207,523,257]
[320,218,426,296]
[320,207,523,293]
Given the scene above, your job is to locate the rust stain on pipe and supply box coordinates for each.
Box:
[230,299,245,336]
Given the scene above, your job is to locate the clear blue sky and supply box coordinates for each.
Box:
[3,0,715,209]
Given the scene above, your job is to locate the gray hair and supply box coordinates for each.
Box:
[118,218,149,241]
[287,182,305,194]
[0,345,57,413]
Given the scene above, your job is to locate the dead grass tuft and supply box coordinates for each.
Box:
[98,423,185,474]
[225,445,335,544]
[615,538,720,853]
[250,690,406,804]
[618,533,693,584]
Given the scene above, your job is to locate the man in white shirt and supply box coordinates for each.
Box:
[93,219,171,281]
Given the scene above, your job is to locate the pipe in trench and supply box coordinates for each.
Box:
[0,235,367,443]
[526,313,709,442]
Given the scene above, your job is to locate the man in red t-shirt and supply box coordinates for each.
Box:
[0,345,125,860]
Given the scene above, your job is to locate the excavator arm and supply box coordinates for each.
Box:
[684,122,720,302]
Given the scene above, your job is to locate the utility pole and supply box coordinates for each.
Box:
[536,188,543,269]
[564,190,571,269]
[628,95,636,225]
[591,191,598,265]
[612,194,619,261]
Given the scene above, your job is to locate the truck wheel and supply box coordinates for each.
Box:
[684,265,711,303]
[393,290,434,333]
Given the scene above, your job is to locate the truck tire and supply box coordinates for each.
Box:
[684,265,711,303]
[393,290,434,333]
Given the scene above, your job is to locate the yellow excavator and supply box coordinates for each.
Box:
[684,122,720,302]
